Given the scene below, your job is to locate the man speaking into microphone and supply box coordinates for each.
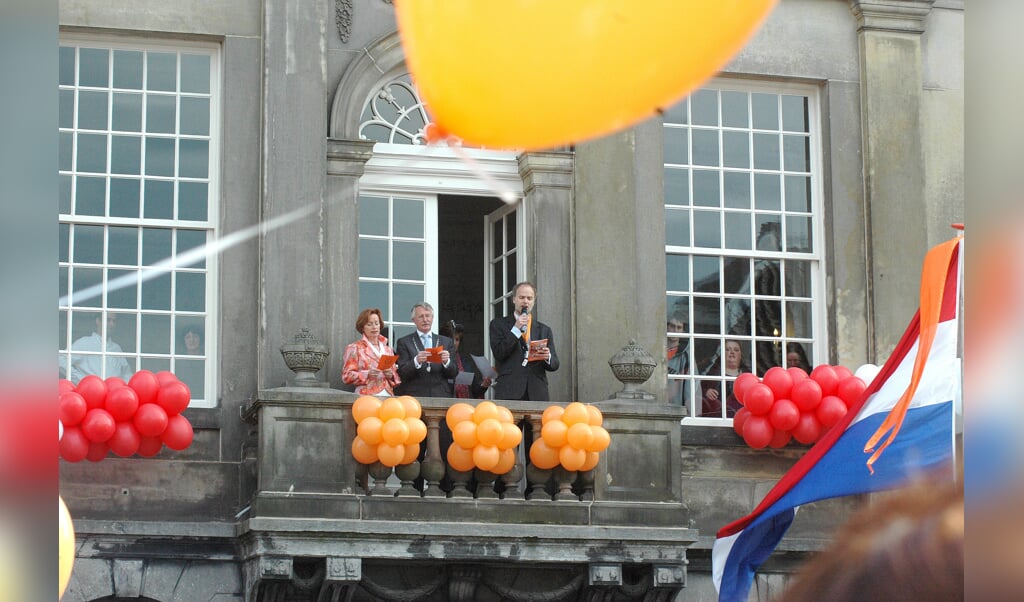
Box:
[489,281,559,401]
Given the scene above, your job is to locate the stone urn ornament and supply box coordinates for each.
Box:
[280,328,329,387]
[608,339,657,400]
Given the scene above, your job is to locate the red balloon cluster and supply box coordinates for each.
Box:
[59,371,195,462]
[732,365,866,449]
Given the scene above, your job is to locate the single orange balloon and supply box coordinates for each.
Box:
[580,451,601,472]
[497,406,515,424]
[473,444,501,471]
[379,397,407,422]
[352,395,382,424]
[351,436,379,464]
[381,417,411,446]
[401,442,421,465]
[398,395,422,419]
[566,422,595,451]
[405,417,428,444]
[357,416,384,446]
[541,405,564,425]
[587,426,612,453]
[497,422,522,450]
[472,401,500,424]
[541,420,568,448]
[586,405,604,426]
[446,402,475,427]
[529,439,560,470]
[377,442,405,467]
[476,418,504,447]
[562,402,590,426]
[396,0,779,150]
[59,496,75,598]
[493,448,517,475]
[452,420,479,449]
[447,443,475,472]
[559,445,587,471]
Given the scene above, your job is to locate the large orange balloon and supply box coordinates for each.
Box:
[493,448,516,475]
[351,436,379,464]
[541,405,564,425]
[498,422,522,450]
[452,420,479,449]
[529,440,560,470]
[398,395,422,419]
[447,444,475,472]
[566,423,595,451]
[377,442,405,467]
[402,442,421,465]
[405,417,428,444]
[476,418,504,447]
[381,417,411,446]
[357,416,384,446]
[352,395,382,424]
[540,420,568,448]
[580,451,601,472]
[562,402,590,426]
[473,444,501,471]
[497,406,514,424]
[586,405,604,427]
[446,402,475,427]
[396,0,779,150]
[472,401,500,424]
[59,496,75,598]
[559,445,587,471]
[379,397,407,422]
[586,426,612,453]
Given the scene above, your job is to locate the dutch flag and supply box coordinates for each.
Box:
[713,236,963,602]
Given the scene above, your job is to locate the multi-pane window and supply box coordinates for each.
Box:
[358,194,438,341]
[58,38,219,407]
[664,81,822,422]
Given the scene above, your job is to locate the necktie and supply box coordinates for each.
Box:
[422,333,431,371]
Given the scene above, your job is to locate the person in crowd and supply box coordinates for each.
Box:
[342,307,400,397]
[489,281,559,401]
[666,315,690,407]
[701,339,750,417]
[786,341,812,372]
[180,325,204,355]
[395,302,456,398]
[440,320,492,399]
[175,324,205,399]
[69,313,133,383]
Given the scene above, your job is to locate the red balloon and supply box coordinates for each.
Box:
[104,386,139,422]
[733,373,760,405]
[105,376,127,390]
[768,398,800,432]
[137,435,164,457]
[816,395,849,429]
[833,365,853,381]
[836,376,867,406]
[809,365,840,397]
[157,381,191,416]
[81,408,116,443]
[86,441,109,462]
[58,379,76,394]
[133,403,169,437]
[762,367,794,401]
[59,392,88,427]
[791,378,823,412]
[76,375,108,410]
[732,407,751,436]
[128,370,160,405]
[742,415,773,449]
[743,383,775,416]
[59,426,90,462]
[768,428,792,449]
[786,366,809,383]
[791,412,823,444]
[108,422,142,457]
[162,414,194,450]
[155,370,179,387]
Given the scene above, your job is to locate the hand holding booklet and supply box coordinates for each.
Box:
[425,346,444,363]
[376,355,398,370]
[527,338,549,362]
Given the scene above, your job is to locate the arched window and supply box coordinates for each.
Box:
[358,74,431,145]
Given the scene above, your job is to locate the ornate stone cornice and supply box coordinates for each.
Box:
[849,0,935,34]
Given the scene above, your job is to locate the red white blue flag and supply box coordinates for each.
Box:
[712,236,962,602]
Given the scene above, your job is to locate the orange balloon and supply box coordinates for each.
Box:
[541,405,564,425]
[562,402,590,426]
[405,417,428,444]
[540,420,568,448]
[493,448,516,475]
[357,416,384,446]
[382,417,411,446]
[452,420,479,449]
[377,443,405,467]
[396,0,779,150]
[351,436,379,464]
[446,402,475,427]
[473,444,501,471]
[559,445,587,471]
[472,401,500,424]
[580,451,601,472]
[402,442,421,465]
[566,423,595,451]
[59,496,75,598]
[379,397,407,422]
[476,418,504,447]
[497,422,522,450]
[586,405,604,426]
[497,405,515,424]
[398,395,422,419]
[447,443,475,472]
[352,395,382,424]
[586,426,611,453]
[529,439,560,470]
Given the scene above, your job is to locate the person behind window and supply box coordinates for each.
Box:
[180,325,204,355]
[342,308,400,397]
[69,313,133,383]
[700,339,751,417]
[666,315,691,408]
[439,320,491,400]
[786,341,811,372]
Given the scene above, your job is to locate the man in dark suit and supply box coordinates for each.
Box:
[395,302,457,398]
[489,282,559,401]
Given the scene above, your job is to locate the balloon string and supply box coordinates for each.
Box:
[426,124,520,204]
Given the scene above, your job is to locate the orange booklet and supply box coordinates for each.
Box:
[527,339,549,362]
[376,355,398,370]
[425,346,444,363]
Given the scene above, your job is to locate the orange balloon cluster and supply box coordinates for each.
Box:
[529,402,610,472]
[351,395,427,467]
[445,401,522,474]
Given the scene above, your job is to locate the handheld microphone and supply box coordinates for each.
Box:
[521,305,530,316]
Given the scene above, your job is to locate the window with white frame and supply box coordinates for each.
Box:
[664,81,823,422]
[57,38,219,407]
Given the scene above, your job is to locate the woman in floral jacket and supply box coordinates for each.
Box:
[342,308,400,396]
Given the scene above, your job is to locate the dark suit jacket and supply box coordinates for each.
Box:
[489,315,559,401]
[395,331,457,398]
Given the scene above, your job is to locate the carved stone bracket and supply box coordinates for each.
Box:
[335,0,353,43]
